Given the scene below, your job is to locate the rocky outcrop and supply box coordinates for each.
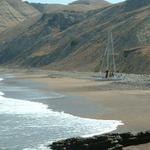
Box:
[50,131,150,150]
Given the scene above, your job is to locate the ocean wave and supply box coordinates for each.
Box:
[0,78,123,150]
[0,93,123,149]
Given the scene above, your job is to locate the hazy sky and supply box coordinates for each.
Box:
[24,0,125,5]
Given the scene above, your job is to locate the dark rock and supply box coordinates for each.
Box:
[50,131,150,150]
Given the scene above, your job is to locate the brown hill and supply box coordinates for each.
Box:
[30,0,110,13]
[5,0,40,17]
[0,0,40,33]
[0,0,25,33]
[0,0,149,74]
[30,3,65,13]
[70,0,109,5]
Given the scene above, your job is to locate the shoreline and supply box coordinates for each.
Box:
[2,70,150,132]
[11,70,150,133]
[26,73,150,150]
[1,69,150,149]
[26,75,150,133]
[0,74,123,150]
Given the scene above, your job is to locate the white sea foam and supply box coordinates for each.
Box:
[0,78,3,81]
[0,91,4,96]
[0,93,123,149]
[0,77,123,150]
[0,95,50,115]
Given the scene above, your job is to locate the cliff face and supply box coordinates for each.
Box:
[0,0,150,74]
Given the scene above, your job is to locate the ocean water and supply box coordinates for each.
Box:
[0,76,123,150]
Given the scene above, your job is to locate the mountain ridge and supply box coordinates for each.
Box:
[69,0,109,5]
[29,0,110,13]
[0,0,149,74]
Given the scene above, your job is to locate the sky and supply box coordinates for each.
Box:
[24,0,125,5]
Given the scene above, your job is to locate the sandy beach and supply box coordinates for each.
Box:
[13,70,150,149]
[27,76,150,132]
[25,72,150,150]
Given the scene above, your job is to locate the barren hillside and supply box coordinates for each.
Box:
[30,0,110,13]
[0,0,40,33]
[0,0,149,74]
[70,0,109,5]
